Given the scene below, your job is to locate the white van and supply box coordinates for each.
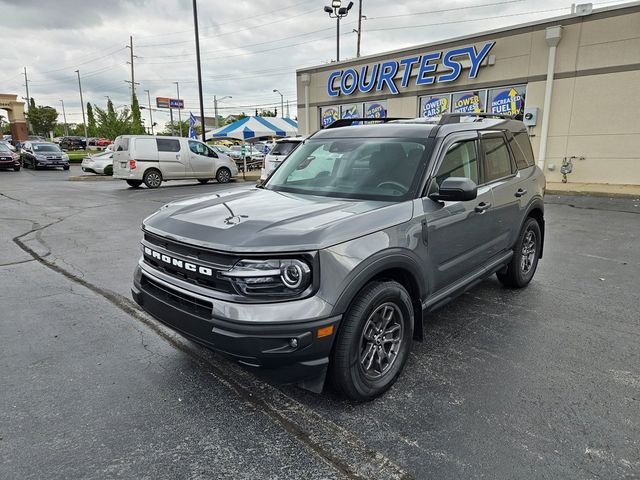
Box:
[112,135,238,189]
[259,136,305,182]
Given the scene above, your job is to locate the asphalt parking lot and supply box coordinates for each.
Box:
[1,166,639,479]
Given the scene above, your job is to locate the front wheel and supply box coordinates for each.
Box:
[197,178,210,184]
[143,169,162,189]
[497,217,542,288]
[14,166,20,172]
[63,166,69,171]
[216,167,231,184]
[103,165,113,176]
[329,280,413,401]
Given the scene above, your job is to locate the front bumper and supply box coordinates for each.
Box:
[132,265,340,390]
[0,159,20,168]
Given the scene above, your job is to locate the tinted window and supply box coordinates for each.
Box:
[32,143,61,152]
[116,137,129,152]
[271,142,300,156]
[188,140,209,156]
[512,132,535,168]
[0,143,10,152]
[156,139,181,152]
[434,140,478,187]
[482,135,513,182]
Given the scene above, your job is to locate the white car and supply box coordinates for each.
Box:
[0,140,16,152]
[260,137,305,182]
[112,135,239,189]
[81,151,113,175]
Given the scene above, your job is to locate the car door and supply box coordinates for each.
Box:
[479,131,520,254]
[187,140,215,177]
[418,132,497,293]
[156,138,186,179]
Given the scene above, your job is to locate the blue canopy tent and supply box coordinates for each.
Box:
[205,116,298,141]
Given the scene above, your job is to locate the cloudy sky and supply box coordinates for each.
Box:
[0,0,631,130]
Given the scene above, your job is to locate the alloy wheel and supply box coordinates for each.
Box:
[359,303,404,380]
[520,229,536,274]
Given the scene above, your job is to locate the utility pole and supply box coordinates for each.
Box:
[145,89,154,135]
[356,0,363,57]
[75,70,88,143]
[214,95,218,129]
[169,107,175,136]
[24,67,31,133]
[173,82,182,137]
[193,0,206,142]
[126,35,137,103]
[59,100,68,136]
[286,99,290,118]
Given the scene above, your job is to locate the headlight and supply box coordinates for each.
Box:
[221,259,312,297]
[62,153,69,160]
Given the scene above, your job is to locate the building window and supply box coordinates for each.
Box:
[364,102,387,119]
[488,85,526,119]
[452,90,487,114]
[420,95,450,118]
[320,106,340,127]
[341,104,361,119]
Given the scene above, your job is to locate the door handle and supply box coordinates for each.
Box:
[515,188,527,197]
[176,154,181,160]
[474,202,492,213]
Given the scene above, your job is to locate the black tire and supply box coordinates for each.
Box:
[497,217,542,288]
[143,169,162,189]
[216,167,231,184]
[104,165,113,176]
[126,179,143,188]
[197,178,210,184]
[329,280,414,401]
[14,166,20,172]
[63,166,69,171]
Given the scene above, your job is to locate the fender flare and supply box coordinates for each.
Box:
[522,196,545,258]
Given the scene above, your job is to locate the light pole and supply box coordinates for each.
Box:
[323,1,354,62]
[59,100,68,136]
[145,89,154,135]
[214,95,232,128]
[192,0,206,142]
[273,89,284,118]
[173,81,182,137]
[74,69,88,143]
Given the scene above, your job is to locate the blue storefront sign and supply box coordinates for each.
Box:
[321,107,339,127]
[453,92,483,113]
[327,41,494,97]
[422,96,449,118]
[491,88,524,116]
[366,103,386,118]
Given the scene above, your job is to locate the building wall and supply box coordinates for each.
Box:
[296,4,640,185]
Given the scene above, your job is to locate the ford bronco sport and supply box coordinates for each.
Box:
[132,113,545,401]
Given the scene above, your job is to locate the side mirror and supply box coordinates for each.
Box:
[429,177,478,202]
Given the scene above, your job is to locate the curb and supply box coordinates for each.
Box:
[68,175,115,182]
[545,189,640,200]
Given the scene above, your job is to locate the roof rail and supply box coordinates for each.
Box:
[324,117,408,129]
[437,113,513,124]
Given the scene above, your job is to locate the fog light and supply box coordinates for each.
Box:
[289,338,298,348]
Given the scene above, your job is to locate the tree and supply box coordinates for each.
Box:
[87,102,97,137]
[130,93,146,135]
[93,98,133,139]
[26,98,58,136]
[257,109,276,117]
[157,120,201,137]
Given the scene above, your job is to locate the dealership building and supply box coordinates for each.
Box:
[296,2,640,185]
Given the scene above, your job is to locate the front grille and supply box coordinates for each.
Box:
[142,275,212,319]
[142,231,237,294]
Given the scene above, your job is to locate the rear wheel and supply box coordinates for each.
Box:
[329,280,413,401]
[126,179,143,188]
[216,167,231,184]
[197,178,210,184]
[103,165,113,176]
[497,217,541,288]
[143,169,162,189]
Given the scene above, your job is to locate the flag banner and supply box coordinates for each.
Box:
[189,112,197,139]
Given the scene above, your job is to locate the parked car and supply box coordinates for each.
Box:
[52,137,63,144]
[0,139,16,152]
[96,138,112,147]
[130,113,545,400]
[59,136,86,151]
[27,135,46,142]
[81,151,113,175]
[21,141,70,170]
[112,135,238,188]
[260,136,305,182]
[0,141,21,171]
[210,144,234,157]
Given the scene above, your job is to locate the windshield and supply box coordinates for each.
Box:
[0,143,10,152]
[265,138,431,201]
[32,144,61,152]
[270,141,299,156]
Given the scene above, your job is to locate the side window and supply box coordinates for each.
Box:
[116,137,129,152]
[156,139,181,153]
[188,140,208,156]
[434,140,479,187]
[481,135,513,182]
[512,132,535,168]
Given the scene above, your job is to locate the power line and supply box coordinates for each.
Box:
[367,0,525,20]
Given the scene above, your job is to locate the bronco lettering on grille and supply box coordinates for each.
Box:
[144,246,214,277]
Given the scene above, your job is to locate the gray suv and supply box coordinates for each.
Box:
[132,114,545,401]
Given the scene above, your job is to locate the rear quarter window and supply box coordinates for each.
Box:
[271,142,299,156]
[511,131,536,168]
[156,139,181,152]
[115,137,130,152]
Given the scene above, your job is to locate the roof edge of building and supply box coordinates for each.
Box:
[296,1,640,75]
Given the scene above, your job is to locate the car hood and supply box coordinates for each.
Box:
[143,188,413,253]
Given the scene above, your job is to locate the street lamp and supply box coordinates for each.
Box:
[273,89,284,118]
[323,0,354,62]
[213,95,232,128]
[173,81,182,137]
[59,100,68,136]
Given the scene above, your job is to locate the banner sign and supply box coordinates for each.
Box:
[327,41,494,97]
[453,91,483,113]
[491,88,523,116]
[365,103,386,119]
[321,107,339,127]
[341,104,360,119]
[422,96,449,118]
[156,97,184,109]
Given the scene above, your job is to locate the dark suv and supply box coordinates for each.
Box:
[132,114,545,400]
[59,136,86,151]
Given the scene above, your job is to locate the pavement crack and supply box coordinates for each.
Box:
[0,258,36,267]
